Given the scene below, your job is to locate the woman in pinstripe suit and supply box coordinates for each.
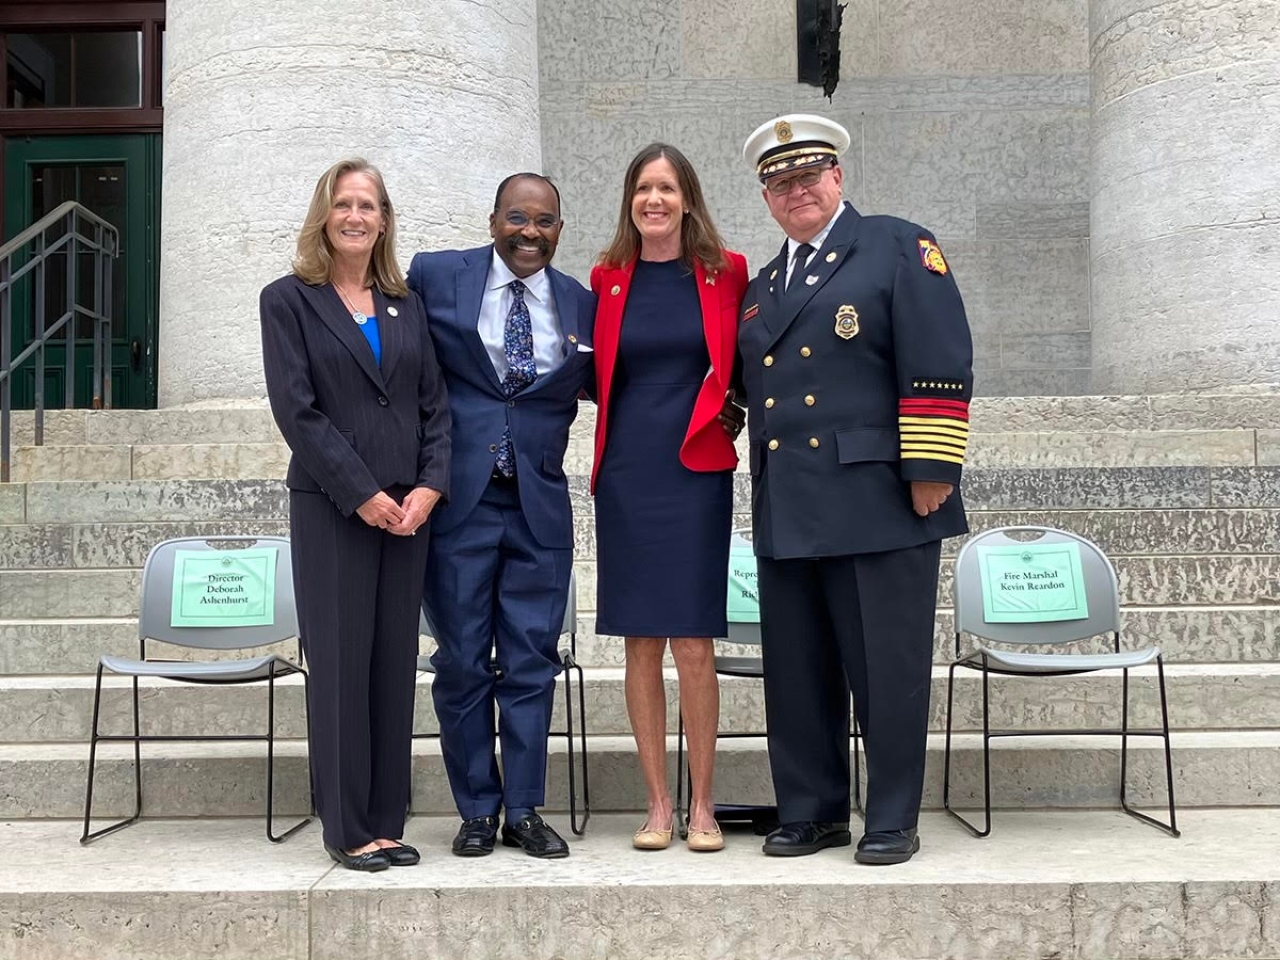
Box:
[260,159,451,872]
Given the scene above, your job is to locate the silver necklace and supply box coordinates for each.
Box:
[335,283,369,325]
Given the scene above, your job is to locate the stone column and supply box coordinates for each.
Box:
[1089,0,1280,392]
[158,0,541,405]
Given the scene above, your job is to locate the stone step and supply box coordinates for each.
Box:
[2,730,1271,820]
[4,507,1278,571]
[3,663,1277,745]
[2,604,1278,676]
[4,465,1277,528]
[10,808,1280,960]
[11,393,1280,447]
[4,554,1278,621]
[11,425,1268,482]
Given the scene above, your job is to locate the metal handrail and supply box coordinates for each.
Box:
[0,201,117,263]
[1,201,120,482]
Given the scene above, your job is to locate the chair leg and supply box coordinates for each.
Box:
[675,712,686,838]
[564,657,590,836]
[1120,660,1180,836]
[81,667,143,844]
[852,715,864,819]
[574,658,591,834]
[266,664,312,843]
[944,660,991,838]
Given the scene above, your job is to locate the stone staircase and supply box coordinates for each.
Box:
[3,394,1280,959]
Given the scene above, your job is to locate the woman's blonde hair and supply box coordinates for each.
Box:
[598,142,727,274]
[292,158,408,297]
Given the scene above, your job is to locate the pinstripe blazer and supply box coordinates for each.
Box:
[260,274,451,517]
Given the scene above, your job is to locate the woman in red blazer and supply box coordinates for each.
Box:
[590,142,747,853]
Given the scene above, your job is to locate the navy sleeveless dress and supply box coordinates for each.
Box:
[594,258,733,638]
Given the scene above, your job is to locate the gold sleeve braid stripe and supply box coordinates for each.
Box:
[899,397,970,467]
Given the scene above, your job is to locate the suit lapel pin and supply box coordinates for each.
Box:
[769,269,778,280]
[825,251,837,263]
[387,306,399,318]
[706,275,716,286]
[568,334,578,344]
[610,284,621,296]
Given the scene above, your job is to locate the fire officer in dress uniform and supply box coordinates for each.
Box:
[736,114,974,865]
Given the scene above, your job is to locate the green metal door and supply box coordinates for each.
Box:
[3,133,159,408]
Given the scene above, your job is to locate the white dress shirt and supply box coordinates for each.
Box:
[784,203,848,288]
[480,249,567,381]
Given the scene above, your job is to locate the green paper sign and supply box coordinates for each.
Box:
[170,547,278,628]
[977,542,1089,623]
[727,541,760,624]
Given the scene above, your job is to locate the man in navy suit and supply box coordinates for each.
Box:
[408,174,595,859]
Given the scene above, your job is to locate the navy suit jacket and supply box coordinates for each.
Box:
[260,274,451,517]
[408,246,596,549]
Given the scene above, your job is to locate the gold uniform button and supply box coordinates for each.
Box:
[764,398,775,409]
[809,437,820,448]
[763,355,774,367]
[804,394,815,406]
[768,439,780,451]
[800,346,812,357]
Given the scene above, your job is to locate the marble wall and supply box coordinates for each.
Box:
[539,0,1092,395]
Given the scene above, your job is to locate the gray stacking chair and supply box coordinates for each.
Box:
[413,569,590,835]
[675,530,863,834]
[943,525,1178,838]
[81,536,312,844]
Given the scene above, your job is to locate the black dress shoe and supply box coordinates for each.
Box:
[855,828,920,865]
[379,842,421,866]
[452,816,499,857]
[324,842,391,872]
[501,813,570,859]
[762,820,852,857]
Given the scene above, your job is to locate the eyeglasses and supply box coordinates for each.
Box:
[764,166,830,196]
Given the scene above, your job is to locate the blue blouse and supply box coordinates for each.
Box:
[356,313,381,366]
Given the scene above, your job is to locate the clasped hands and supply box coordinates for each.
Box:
[356,487,442,536]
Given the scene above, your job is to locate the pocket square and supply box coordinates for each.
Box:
[575,343,594,353]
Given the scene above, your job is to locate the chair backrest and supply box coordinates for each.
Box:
[138,536,298,650]
[725,528,762,648]
[953,525,1121,646]
[419,568,577,640]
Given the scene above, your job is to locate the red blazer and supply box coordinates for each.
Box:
[589,250,749,493]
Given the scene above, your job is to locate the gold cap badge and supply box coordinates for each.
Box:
[834,304,860,340]
[775,120,794,144]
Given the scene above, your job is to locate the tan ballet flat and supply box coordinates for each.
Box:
[686,824,725,852]
[632,818,674,850]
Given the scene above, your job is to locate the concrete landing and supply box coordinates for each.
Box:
[4,810,1280,959]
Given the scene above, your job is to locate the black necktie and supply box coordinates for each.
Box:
[787,243,815,291]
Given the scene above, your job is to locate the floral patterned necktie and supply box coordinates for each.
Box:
[495,279,537,477]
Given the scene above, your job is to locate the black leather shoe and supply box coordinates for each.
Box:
[855,828,920,865]
[379,842,421,866]
[762,820,852,857]
[324,842,391,872]
[452,816,499,857]
[501,813,570,859]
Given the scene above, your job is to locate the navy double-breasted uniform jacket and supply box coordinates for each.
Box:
[737,202,974,559]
